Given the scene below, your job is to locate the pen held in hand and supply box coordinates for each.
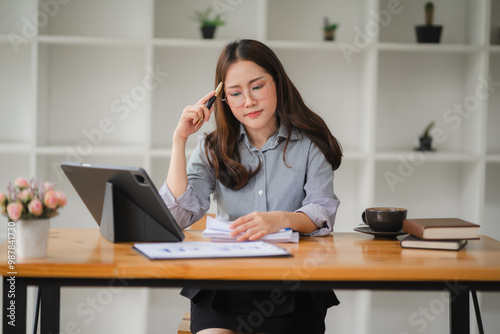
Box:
[196,82,223,128]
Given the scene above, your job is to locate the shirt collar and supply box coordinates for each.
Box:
[238,121,303,144]
[277,122,302,141]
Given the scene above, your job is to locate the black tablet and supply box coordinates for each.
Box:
[61,161,184,243]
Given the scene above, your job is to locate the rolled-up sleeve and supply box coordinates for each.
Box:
[295,143,340,236]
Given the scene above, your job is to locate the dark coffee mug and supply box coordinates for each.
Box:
[361,207,407,232]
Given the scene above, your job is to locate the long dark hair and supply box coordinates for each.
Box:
[205,39,342,190]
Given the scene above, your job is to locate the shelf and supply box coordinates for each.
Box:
[487,154,500,163]
[3,35,373,52]
[37,35,150,46]
[158,38,360,50]
[377,42,483,54]
[150,147,194,158]
[0,144,31,154]
[35,145,146,157]
[266,40,348,51]
[55,155,146,168]
[28,37,497,53]
[490,45,500,53]
[375,150,480,163]
[152,38,228,48]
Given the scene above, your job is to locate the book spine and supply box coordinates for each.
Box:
[402,220,425,239]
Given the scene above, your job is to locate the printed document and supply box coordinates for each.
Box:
[133,241,291,259]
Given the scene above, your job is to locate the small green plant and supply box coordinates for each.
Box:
[422,121,435,138]
[194,7,225,27]
[425,2,434,26]
[323,17,338,32]
[323,17,338,41]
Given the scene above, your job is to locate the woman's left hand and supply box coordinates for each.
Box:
[229,211,289,242]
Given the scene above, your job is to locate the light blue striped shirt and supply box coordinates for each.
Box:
[159,123,340,237]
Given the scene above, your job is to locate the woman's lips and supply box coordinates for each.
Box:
[245,110,262,118]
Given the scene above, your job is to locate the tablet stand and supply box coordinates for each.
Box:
[100,182,178,242]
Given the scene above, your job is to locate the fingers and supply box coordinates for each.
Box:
[181,105,208,128]
[187,105,208,125]
[178,90,215,131]
[229,212,274,242]
[229,214,253,236]
[237,229,265,242]
[173,89,217,140]
[193,90,216,125]
[196,90,216,106]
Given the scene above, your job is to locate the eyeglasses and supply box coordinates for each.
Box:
[223,82,274,108]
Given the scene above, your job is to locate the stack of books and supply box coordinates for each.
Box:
[400,218,480,251]
[202,216,299,243]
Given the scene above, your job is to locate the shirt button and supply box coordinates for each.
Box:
[258,189,263,196]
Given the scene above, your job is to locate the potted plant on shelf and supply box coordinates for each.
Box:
[194,7,225,39]
[416,121,436,151]
[1,177,67,258]
[323,17,338,41]
[415,2,443,43]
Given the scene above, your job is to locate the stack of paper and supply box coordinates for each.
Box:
[202,216,299,243]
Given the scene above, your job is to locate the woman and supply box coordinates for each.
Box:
[160,39,342,334]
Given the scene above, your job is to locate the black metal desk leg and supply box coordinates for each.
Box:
[3,276,27,334]
[470,290,484,334]
[40,285,61,334]
[450,285,470,334]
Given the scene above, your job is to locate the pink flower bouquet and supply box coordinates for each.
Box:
[0,177,67,221]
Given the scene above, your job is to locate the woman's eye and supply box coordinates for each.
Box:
[252,84,264,91]
[229,91,242,97]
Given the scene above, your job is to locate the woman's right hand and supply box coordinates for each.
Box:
[173,90,216,141]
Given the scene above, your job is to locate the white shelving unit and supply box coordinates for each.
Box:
[1,0,499,333]
[2,0,496,235]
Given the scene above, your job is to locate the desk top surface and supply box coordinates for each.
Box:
[1,228,500,282]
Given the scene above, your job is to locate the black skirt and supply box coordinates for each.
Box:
[188,289,338,334]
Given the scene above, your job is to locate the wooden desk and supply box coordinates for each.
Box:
[2,228,500,334]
